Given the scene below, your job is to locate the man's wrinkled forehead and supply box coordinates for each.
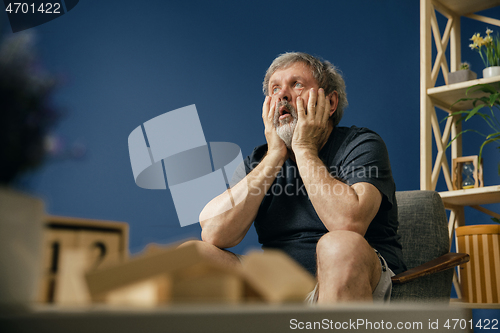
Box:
[268,62,316,85]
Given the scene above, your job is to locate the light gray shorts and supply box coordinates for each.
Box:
[305,249,394,303]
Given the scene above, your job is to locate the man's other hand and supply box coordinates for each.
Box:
[262,96,288,159]
[292,88,331,155]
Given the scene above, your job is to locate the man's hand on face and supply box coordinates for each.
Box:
[262,96,288,159]
[292,88,331,155]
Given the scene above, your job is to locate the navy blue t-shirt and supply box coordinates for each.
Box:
[232,126,406,276]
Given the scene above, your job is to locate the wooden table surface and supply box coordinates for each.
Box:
[0,302,472,333]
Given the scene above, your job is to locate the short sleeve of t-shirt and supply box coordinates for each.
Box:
[328,128,395,210]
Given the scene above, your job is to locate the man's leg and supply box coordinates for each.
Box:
[316,230,382,303]
[177,240,242,270]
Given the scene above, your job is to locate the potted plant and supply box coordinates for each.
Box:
[469,28,500,78]
[448,62,477,85]
[446,83,500,177]
[0,31,60,305]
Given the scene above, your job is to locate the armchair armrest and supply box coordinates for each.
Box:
[391,253,469,284]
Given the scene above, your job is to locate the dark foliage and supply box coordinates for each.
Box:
[0,33,60,185]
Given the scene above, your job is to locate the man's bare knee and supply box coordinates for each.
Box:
[316,230,381,295]
[316,230,366,263]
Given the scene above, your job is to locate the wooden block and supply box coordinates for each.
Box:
[0,189,45,305]
[141,242,189,256]
[85,242,320,305]
[243,281,265,302]
[171,263,244,303]
[38,216,129,303]
[172,274,242,303]
[45,215,129,261]
[53,248,92,305]
[85,242,206,300]
[241,250,316,303]
[76,231,122,270]
[38,229,78,302]
[142,243,262,303]
[41,229,78,271]
[104,274,171,306]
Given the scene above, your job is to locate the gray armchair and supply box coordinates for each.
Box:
[391,191,469,302]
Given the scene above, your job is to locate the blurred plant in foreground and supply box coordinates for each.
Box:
[0,31,61,185]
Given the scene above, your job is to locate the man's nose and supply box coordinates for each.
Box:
[276,86,291,102]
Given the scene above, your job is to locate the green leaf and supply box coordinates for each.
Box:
[490,93,500,106]
[455,114,468,124]
[449,110,471,116]
[451,97,476,108]
[448,111,472,119]
[467,83,496,95]
[479,97,490,104]
[485,132,500,140]
[478,136,500,163]
[478,49,488,68]
[471,98,489,109]
[465,103,486,121]
[446,129,485,149]
[443,110,492,127]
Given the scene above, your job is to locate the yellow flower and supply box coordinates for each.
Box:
[486,28,493,35]
[469,43,478,50]
[485,35,493,44]
[471,33,488,46]
[470,33,482,45]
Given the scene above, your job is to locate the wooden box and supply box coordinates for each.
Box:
[38,215,128,303]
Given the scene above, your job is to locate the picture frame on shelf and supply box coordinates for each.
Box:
[452,156,484,191]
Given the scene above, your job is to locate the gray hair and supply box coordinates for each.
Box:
[263,52,348,127]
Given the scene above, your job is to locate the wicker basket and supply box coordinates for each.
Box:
[456,224,500,303]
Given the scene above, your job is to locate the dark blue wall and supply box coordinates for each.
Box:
[1,0,499,320]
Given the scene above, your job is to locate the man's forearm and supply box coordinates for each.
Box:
[294,150,374,235]
[200,152,287,248]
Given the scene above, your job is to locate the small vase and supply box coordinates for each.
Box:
[448,69,477,84]
[483,66,500,79]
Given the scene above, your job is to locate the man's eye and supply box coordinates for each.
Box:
[272,87,280,94]
[294,82,303,88]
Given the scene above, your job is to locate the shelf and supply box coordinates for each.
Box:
[439,185,500,206]
[436,0,500,15]
[428,76,500,112]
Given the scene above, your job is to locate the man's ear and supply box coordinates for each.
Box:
[328,91,339,117]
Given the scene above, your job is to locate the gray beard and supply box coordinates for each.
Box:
[273,100,298,149]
